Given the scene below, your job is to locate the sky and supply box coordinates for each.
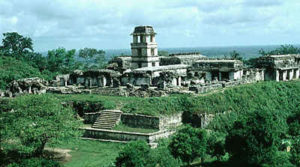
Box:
[0,0,299,51]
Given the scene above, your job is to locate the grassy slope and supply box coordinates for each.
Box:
[54,139,124,167]
[0,57,44,89]
[55,80,300,116]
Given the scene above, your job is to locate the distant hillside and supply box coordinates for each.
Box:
[104,45,300,61]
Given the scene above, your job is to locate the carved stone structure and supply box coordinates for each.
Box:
[191,60,244,82]
[130,26,159,69]
[7,77,48,97]
[258,54,300,81]
[4,26,300,97]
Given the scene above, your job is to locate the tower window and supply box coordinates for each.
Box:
[140,35,143,43]
[150,35,154,42]
[152,62,155,67]
[151,49,155,56]
[138,49,142,56]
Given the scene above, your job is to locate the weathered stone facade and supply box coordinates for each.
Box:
[258,54,300,81]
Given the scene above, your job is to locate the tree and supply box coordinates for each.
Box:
[207,132,226,161]
[225,110,288,166]
[0,32,33,58]
[287,110,300,137]
[259,45,300,56]
[0,94,82,157]
[115,140,150,167]
[291,139,300,167]
[46,48,77,73]
[158,50,169,56]
[229,50,243,61]
[146,140,181,167]
[78,48,106,69]
[169,125,208,165]
[0,56,45,89]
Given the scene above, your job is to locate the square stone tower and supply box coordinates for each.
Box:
[131,26,160,69]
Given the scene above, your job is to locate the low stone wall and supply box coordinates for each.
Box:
[189,79,262,94]
[159,113,182,129]
[121,113,183,130]
[83,128,175,143]
[121,113,160,129]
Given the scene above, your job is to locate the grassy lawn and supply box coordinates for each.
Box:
[53,139,124,167]
[113,123,159,133]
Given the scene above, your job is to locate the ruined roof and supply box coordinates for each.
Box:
[195,59,242,63]
[133,64,189,72]
[131,26,156,35]
[260,54,300,59]
[172,54,207,59]
[83,69,121,77]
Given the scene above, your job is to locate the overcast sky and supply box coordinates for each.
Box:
[0,0,299,51]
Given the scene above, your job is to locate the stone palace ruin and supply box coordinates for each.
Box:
[2,25,299,98]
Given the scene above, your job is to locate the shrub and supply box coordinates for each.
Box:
[0,57,45,89]
[115,140,150,167]
[7,158,61,167]
[169,125,208,164]
[291,139,300,166]
[225,110,288,166]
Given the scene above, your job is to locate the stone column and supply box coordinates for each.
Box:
[178,77,182,86]
[295,69,300,79]
[289,69,294,80]
[28,86,32,94]
[89,78,93,87]
[283,70,287,81]
[276,70,280,81]
[219,72,222,81]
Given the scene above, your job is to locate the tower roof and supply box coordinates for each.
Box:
[131,26,156,35]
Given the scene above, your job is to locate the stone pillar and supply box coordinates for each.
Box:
[89,78,93,87]
[295,69,300,79]
[28,86,32,94]
[289,70,294,80]
[219,72,222,81]
[276,70,280,81]
[283,70,287,81]
[178,77,182,86]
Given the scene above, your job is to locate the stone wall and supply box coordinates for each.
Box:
[121,113,183,130]
[83,128,175,143]
[159,113,182,129]
[121,113,160,129]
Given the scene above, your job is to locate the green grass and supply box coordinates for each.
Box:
[113,123,159,133]
[53,139,123,167]
[52,80,300,117]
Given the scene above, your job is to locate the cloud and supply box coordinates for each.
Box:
[0,0,299,51]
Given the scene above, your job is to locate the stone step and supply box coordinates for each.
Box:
[92,110,122,130]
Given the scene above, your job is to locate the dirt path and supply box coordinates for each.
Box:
[44,147,72,163]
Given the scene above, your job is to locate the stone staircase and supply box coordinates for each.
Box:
[92,110,122,129]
